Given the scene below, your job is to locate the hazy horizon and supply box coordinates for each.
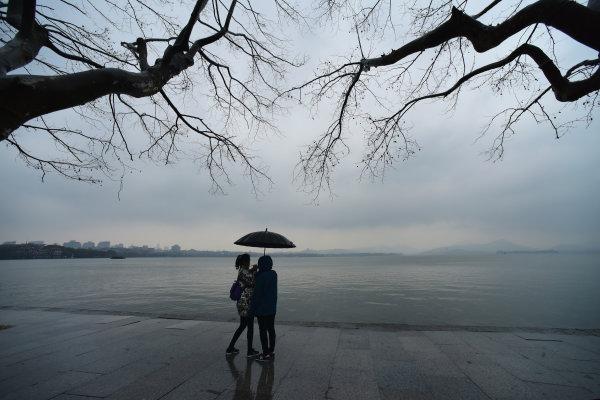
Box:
[3,237,598,255]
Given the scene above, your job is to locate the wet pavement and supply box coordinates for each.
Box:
[0,309,599,399]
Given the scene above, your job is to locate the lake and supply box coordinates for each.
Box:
[0,254,598,328]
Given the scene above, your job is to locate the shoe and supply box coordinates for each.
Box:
[247,349,260,358]
[257,353,273,362]
[226,347,240,355]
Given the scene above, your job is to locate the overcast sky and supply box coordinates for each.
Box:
[1,1,599,252]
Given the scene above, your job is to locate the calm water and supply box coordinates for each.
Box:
[0,254,598,328]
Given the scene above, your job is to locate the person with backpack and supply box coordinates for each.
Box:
[251,255,278,362]
[226,254,260,358]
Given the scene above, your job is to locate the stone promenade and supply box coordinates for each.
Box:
[1,309,599,400]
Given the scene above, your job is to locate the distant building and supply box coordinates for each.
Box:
[63,240,82,249]
[82,241,95,249]
[2,241,16,245]
[97,241,110,249]
[113,243,124,249]
[30,241,45,245]
[171,244,181,252]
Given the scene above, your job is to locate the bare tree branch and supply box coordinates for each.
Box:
[1,0,303,191]
[294,0,600,197]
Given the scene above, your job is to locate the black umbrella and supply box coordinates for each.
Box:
[234,228,296,255]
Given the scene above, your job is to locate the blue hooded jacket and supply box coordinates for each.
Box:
[250,255,277,316]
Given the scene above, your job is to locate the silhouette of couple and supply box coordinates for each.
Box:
[226,254,277,363]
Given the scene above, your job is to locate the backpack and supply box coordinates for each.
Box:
[229,281,243,301]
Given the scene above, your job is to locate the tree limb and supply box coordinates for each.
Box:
[0,68,164,139]
[364,0,600,71]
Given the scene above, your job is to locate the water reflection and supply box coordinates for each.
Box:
[225,356,274,400]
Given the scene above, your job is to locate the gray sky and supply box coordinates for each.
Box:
[1,1,599,252]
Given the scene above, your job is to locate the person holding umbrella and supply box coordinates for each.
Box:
[251,255,278,362]
[233,228,294,362]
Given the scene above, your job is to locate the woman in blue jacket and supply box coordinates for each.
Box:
[251,255,277,362]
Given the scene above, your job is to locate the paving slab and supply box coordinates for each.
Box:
[162,357,252,400]
[524,381,595,400]
[105,324,234,400]
[0,318,166,382]
[424,330,465,345]
[424,376,491,400]
[0,370,101,400]
[481,332,550,349]
[95,314,136,324]
[557,370,600,395]
[374,360,436,399]
[67,360,167,397]
[368,330,415,361]
[273,377,327,400]
[165,320,205,330]
[555,335,600,355]
[1,309,599,400]
[0,316,145,363]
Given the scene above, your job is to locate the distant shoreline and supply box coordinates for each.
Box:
[2,242,598,260]
[0,243,400,260]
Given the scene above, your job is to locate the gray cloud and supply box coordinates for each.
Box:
[1,4,599,251]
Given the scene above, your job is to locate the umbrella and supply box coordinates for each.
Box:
[234,228,296,255]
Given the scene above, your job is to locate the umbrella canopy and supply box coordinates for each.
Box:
[234,229,296,249]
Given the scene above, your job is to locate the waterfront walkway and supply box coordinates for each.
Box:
[0,309,599,400]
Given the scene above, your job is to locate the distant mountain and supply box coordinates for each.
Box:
[296,248,402,255]
[299,248,356,255]
[354,245,420,255]
[258,241,600,257]
[299,244,419,255]
[551,243,600,253]
[420,240,534,255]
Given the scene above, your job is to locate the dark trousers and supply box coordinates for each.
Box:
[257,314,276,354]
[228,315,254,352]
